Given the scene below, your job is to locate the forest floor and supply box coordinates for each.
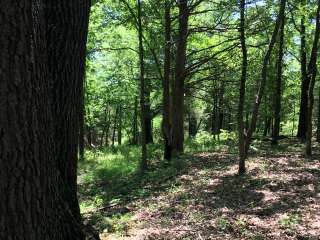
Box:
[78,138,320,240]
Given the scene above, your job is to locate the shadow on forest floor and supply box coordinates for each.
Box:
[78,138,320,240]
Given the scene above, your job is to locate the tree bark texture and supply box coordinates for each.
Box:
[45,0,91,224]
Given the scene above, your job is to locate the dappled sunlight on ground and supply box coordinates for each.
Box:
[79,139,320,240]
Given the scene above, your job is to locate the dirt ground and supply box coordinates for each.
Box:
[87,139,320,240]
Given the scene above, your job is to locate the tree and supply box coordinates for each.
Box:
[238,0,248,175]
[138,0,148,171]
[162,0,173,160]
[45,0,91,223]
[297,0,308,140]
[272,3,286,145]
[172,0,189,154]
[239,0,287,174]
[0,1,85,238]
[305,0,320,156]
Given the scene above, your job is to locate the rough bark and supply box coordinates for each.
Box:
[0,2,50,238]
[172,0,189,153]
[45,0,91,225]
[272,14,285,145]
[305,0,320,156]
[0,1,85,238]
[79,80,86,160]
[297,0,309,140]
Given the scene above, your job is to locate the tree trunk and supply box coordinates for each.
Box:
[162,0,173,160]
[132,96,139,145]
[100,105,110,147]
[145,80,153,144]
[188,111,198,137]
[45,0,91,226]
[105,108,111,147]
[297,0,309,140]
[272,13,285,145]
[79,77,86,160]
[0,1,84,238]
[118,104,122,145]
[112,106,118,147]
[317,88,320,142]
[305,0,320,156]
[263,117,272,137]
[172,0,189,154]
[238,0,248,175]
[244,0,286,157]
[138,0,148,171]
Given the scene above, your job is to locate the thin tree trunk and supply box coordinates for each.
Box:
[118,104,122,145]
[172,0,189,154]
[145,80,153,144]
[162,0,173,160]
[244,0,286,157]
[305,0,320,156]
[105,109,111,147]
[112,106,118,147]
[133,96,139,145]
[217,82,225,133]
[238,0,248,175]
[272,13,285,145]
[188,111,198,137]
[100,105,109,147]
[297,0,309,140]
[263,117,272,137]
[138,0,148,171]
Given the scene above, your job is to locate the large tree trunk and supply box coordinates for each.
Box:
[305,0,320,156]
[272,13,285,145]
[297,0,309,140]
[0,1,84,238]
[45,0,91,224]
[162,0,173,160]
[238,0,248,175]
[138,0,148,171]
[79,79,86,160]
[172,0,189,153]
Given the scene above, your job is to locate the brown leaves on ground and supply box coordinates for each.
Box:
[96,139,320,240]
